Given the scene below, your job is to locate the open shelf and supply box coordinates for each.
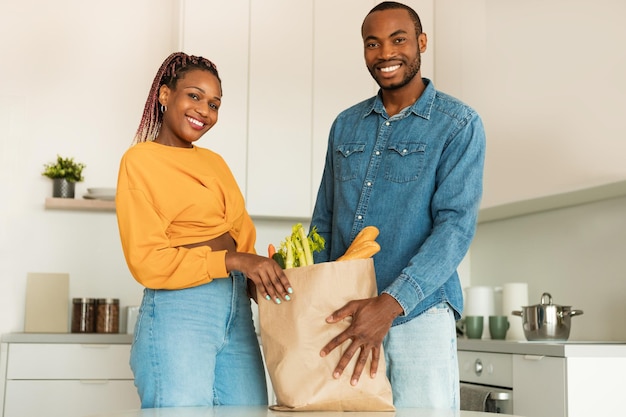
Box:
[45,197,115,212]
[45,179,626,222]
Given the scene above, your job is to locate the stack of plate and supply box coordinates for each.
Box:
[83,187,116,201]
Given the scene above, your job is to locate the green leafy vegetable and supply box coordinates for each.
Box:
[277,223,325,268]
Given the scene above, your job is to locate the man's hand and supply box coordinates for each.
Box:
[320,293,403,386]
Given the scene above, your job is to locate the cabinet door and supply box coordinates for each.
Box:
[513,354,566,417]
[181,0,250,192]
[246,0,314,218]
[566,357,626,417]
[311,0,378,211]
[4,380,139,417]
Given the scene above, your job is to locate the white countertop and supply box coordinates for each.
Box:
[4,333,626,358]
[457,338,626,357]
[0,332,133,344]
[85,406,522,417]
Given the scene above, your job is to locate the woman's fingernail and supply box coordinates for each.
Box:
[275,298,282,304]
[284,295,291,301]
[287,287,293,294]
[265,295,271,301]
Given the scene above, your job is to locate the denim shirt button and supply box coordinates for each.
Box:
[357,215,363,220]
[366,182,372,186]
[375,151,381,155]
[385,122,390,126]
[403,149,408,154]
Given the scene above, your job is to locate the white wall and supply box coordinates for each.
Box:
[0,0,179,335]
[470,196,626,341]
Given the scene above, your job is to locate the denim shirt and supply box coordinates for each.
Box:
[311,79,485,325]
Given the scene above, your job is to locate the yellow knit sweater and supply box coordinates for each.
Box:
[115,141,255,289]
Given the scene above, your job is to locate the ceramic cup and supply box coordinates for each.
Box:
[489,315,510,340]
[465,316,484,339]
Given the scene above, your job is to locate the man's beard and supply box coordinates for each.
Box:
[371,54,421,91]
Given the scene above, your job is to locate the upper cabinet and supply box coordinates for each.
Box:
[246,0,314,217]
[434,0,626,209]
[180,0,251,193]
[181,0,434,218]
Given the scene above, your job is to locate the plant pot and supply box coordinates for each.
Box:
[52,178,75,198]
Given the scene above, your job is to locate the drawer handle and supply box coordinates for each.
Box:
[80,344,112,348]
[523,355,545,361]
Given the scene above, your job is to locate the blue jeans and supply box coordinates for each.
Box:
[130,272,268,407]
[384,302,459,409]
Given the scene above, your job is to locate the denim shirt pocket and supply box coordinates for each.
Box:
[334,143,366,182]
[384,142,427,183]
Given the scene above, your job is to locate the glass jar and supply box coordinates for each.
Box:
[71,298,96,333]
[96,298,120,333]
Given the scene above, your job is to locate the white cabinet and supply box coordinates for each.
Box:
[0,341,138,417]
[180,0,251,193]
[514,354,626,417]
[512,354,566,417]
[311,0,379,205]
[246,0,314,218]
[180,1,434,218]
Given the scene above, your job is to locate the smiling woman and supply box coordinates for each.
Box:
[114,52,293,409]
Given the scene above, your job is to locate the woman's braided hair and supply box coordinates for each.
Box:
[132,52,221,145]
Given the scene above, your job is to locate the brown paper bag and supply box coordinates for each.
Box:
[257,258,395,411]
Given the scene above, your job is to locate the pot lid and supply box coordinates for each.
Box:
[524,292,572,308]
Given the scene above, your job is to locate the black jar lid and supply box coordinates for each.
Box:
[72,298,96,304]
[96,298,119,304]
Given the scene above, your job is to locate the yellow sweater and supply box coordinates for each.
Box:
[115,141,256,289]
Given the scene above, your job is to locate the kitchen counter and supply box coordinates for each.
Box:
[0,332,133,344]
[457,338,626,357]
[86,406,522,417]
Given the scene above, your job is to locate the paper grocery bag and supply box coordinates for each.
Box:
[257,258,395,411]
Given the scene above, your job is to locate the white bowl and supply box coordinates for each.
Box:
[87,187,116,195]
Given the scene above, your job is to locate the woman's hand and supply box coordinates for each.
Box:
[226,252,292,304]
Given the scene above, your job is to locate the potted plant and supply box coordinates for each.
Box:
[42,155,86,198]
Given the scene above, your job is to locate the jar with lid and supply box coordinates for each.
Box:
[72,298,96,333]
[96,298,120,333]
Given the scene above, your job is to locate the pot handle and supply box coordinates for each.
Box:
[512,310,523,317]
[564,309,584,317]
[540,292,553,305]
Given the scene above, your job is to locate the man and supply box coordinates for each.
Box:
[311,1,485,409]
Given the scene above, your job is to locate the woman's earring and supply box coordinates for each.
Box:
[160,104,167,113]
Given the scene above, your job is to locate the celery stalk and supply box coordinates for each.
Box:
[285,241,294,269]
[293,237,307,267]
[299,226,313,266]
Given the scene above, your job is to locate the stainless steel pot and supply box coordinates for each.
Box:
[512,292,583,341]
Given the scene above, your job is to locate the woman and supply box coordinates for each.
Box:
[116,52,291,408]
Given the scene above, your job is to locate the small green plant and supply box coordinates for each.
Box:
[42,155,86,183]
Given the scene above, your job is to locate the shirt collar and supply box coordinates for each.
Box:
[364,77,435,120]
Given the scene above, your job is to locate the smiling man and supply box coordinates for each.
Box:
[311,1,486,409]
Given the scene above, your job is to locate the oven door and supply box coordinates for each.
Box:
[458,350,514,414]
[460,382,513,414]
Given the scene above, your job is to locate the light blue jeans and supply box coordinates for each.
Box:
[384,302,459,409]
[130,272,268,408]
